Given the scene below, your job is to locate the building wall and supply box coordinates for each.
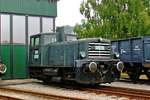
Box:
[0,0,58,79]
[0,14,55,79]
[0,0,57,17]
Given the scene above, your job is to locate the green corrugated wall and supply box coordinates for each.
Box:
[13,45,27,79]
[1,45,11,79]
[1,44,27,79]
[0,0,57,17]
[0,0,57,79]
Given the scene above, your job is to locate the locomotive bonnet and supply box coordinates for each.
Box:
[29,29,123,85]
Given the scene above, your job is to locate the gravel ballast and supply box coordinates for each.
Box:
[1,80,128,100]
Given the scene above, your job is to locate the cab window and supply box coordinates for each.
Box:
[35,37,40,46]
[31,38,34,47]
[30,37,40,47]
[66,35,77,41]
[43,35,56,45]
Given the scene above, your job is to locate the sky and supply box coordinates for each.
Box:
[56,0,84,27]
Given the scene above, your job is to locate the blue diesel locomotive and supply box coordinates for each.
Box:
[29,32,124,85]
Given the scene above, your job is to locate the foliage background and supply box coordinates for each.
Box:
[74,0,150,40]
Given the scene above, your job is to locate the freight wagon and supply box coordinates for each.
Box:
[111,36,150,81]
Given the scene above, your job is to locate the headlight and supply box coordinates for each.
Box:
[89,62,97,73]
[116,61,124,72]
[80,51,86,58]
[114,52,120,58]
[116,53,120,58]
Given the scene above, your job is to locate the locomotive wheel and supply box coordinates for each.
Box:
[145,69,150,80]
[114,69,121,80]
[42,76,51,84]
[42,79,49,84]
[127,67,141,82]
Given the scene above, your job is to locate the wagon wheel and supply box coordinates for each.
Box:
[145,69,150,80]
[127,67,141,82]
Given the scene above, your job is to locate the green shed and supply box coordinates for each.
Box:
[0,0,58,79]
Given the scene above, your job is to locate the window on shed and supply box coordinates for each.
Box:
[28,16,40,44]
[13,15,25,44]
[42,17,53,33]
[1,14,10,44]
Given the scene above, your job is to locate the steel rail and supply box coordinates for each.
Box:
[0,95,21,100]
[49,83,150,99]
[84,86,150,99]
[0,87,85,100]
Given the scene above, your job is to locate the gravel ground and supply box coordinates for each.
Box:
[1,79,150,100]
[0,90,46,100]
[102,81,150,91]
[1,80,129,100]
[0,79,35,86]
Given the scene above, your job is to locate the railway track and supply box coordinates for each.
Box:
[119,78,150,85]
[0,87,84,100]
[84,86,150,100]
[0,95,21,100]
[47,82,150,100]
[1,81,150,100]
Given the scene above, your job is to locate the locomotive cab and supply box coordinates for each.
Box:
[29,33,57,65]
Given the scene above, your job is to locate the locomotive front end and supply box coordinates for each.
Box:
[75,38,124,84]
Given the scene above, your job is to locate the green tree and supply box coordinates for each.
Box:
[74,0,150,40]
